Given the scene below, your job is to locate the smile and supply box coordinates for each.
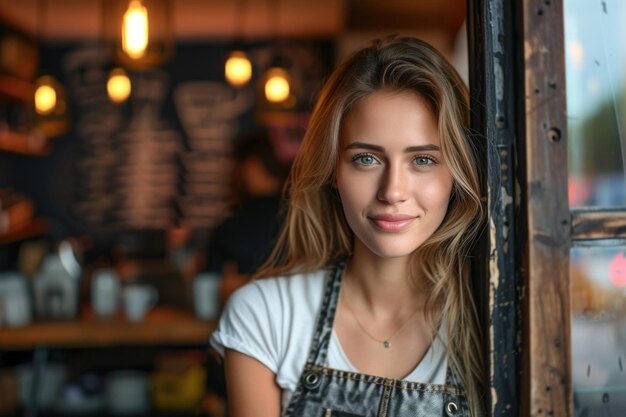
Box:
[368,214,417,232]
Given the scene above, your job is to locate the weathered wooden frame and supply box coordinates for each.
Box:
[571,209,626,241]
[470,0,573,416]
[519,0,572,416]
[468,0,522,416]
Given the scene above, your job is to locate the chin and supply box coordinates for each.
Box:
[360,238,426,260]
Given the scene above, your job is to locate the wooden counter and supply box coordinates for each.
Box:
[0,307,216,349]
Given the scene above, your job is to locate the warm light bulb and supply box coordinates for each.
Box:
[122,0,149,59]
[225,51,252,87]
[34,79,57,115]
[264,68,290,103]
[107,68,132,103]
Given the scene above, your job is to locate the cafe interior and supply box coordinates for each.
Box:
[0,0,468,416]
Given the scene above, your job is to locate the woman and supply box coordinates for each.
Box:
[210,36,485,417]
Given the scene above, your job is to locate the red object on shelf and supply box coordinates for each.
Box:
[0,131,50,156]
[0,218,46,244]
[0,189,47,243]
[0,74,32,102]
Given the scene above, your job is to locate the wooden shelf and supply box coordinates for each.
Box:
[0,308,216,349]
[0,217,46,244]
[0,131,50,156]
[0,74,32,102]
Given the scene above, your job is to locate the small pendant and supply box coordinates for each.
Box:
[383,341,391,348]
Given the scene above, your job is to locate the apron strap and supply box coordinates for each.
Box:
[304,260,345,366]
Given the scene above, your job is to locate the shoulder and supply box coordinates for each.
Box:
[210,266,331,389]
[210,267,328,356]
[225,268,327,323]
[243,268,328,302]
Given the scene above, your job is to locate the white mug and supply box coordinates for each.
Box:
[3,295,32,328]
[105,370,149,415]
[91,269,120,319]
[122,285,158,323]
[193,272,220,320]
[0,272,32,327]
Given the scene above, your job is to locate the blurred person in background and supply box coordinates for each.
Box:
[167,225,204,280]
[205,130,288,306]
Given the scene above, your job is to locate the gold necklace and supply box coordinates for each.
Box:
[341,290,421,349]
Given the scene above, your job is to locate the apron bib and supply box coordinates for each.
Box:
[284,262,471,417]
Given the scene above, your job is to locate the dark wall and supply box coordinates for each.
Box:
[8,40,333,242]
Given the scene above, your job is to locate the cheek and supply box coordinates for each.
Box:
[336,166,361,200]
[417,175,454,206]
[336,171,371,222]
[337,181,363,214]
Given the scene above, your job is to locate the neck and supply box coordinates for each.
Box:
[343,242,424,317]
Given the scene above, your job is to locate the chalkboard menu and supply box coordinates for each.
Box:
[26,40,333,236]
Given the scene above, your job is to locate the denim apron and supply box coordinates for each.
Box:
[284,262,471,417]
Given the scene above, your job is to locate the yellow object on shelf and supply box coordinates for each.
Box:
[151,364,206,411]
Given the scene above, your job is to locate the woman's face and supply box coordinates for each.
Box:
[335,89,454,260]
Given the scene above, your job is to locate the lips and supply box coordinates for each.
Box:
[368,213,417,231]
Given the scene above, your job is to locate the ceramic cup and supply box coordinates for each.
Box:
[193,272,220,320]
[0,272,32,328]
[91,269,120,319]
[122,285,158,323]
[104,370,149,415]
[15,363,66,409]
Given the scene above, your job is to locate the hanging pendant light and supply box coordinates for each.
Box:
[225,0,252,87]
[104,0,173,68]
[32,0,69,138]
[33,73,68,136]
[262,0,292,104]
[34,76,57,115]
[101,4,132,104]
[34,0,63,116]
[107,68,131,103]
[225,50,252,87]
[264,67,290,103]
[121,0,149,59]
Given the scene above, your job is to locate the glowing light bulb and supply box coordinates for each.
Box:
[225,51,252,87]
[264,68,290,103]
[107,68,132,103]
[122,0,149,59]
[34,77,57,115]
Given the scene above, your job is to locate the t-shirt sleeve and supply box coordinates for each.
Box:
[209,280,282,373]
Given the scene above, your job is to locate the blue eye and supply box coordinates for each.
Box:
[413,155,438,166]
[352,153,379,166]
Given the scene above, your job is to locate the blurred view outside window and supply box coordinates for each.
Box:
[565,0,626,208]
[571,244,626,414]
[566,0,626,414]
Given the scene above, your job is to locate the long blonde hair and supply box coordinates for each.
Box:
[257,36,485,416]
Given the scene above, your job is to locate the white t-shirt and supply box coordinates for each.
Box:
[210,268,448,414]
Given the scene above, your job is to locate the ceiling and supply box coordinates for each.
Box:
[0,0,466,43]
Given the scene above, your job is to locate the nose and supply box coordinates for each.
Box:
[377,163,409,204]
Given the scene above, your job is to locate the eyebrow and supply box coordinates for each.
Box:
[344,142,441,152]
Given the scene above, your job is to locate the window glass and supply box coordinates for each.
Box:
[564,0,626,208]
[571,244,626,414]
